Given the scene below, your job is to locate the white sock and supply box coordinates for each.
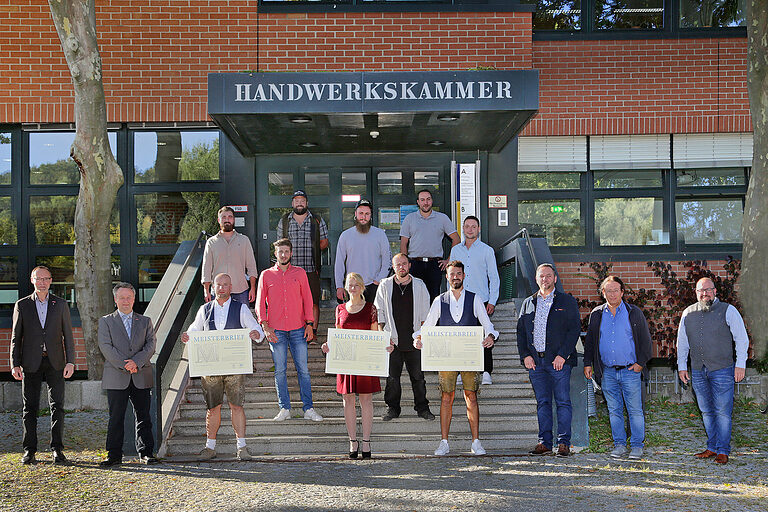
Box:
[206,438,216,450]
[236,437,247,449]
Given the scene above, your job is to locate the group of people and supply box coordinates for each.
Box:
[7,189,749,466]
[518,264,748,463]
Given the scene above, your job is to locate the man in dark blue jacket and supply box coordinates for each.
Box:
[583,275,652,460]
[517,263,581,457]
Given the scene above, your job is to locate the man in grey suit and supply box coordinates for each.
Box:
[98,282,158,466]
[11,265,75,465]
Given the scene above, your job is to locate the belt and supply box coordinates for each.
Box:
[412,257,440,262]
[611,364,633,370]
[537,351,546,358]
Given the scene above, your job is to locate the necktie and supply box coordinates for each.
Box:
[122,314,132,339]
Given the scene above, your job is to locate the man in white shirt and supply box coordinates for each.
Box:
[415,261,498,456]
[182,273,263,461]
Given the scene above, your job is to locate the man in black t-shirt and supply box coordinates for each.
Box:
[374,253,435,421]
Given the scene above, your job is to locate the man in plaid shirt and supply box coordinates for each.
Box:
[276,190,329,338]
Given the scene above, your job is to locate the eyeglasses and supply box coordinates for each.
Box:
[696,287,716,293]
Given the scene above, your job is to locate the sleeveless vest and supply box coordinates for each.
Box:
[438,290,480,327]
[683,300,735,372]
[203,299,244,331]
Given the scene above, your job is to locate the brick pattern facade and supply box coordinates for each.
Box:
[1,327,86,372]
[525,39,751,136]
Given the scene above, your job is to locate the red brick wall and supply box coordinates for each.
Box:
[0,1,532,124]
[525,39,751,136]
[1,327,87,372]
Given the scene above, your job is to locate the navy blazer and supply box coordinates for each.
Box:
[516,289,581,367]
[583,301,653,381]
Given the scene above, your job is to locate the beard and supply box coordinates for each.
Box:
[699,298,715,311]
[355,220,371,234]
[221,222,234,232]
[293,206,307,215]
[278,257,291,266]
[450,280,463,290]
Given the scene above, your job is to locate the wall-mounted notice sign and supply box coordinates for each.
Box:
[230,205,248,212]
[488,195,507,208]
[454,161,480,232]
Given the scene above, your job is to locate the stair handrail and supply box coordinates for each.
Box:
[497,227,538,269]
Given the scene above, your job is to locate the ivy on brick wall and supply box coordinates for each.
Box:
[577,258,747,364]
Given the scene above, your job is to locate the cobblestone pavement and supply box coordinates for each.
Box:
[1,409,767,512]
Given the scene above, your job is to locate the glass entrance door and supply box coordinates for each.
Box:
[257,157,450,306]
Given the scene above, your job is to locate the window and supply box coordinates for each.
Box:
[0,132,10,185]
[527,0,582,30]
[676,198,743,244]
[595,0,664,30]
[29,132,117,185]
[134,131,219,183]
[594,170,663,189]
[136,192,219,245]
[679,0,746,28]
[518,172,581,191]
[595,197,666,245]
[0,196,15,245]
[519,199,585,246]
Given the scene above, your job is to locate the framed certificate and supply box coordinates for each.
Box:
[187,328,254,378]
[325,328,390,377]
[420,326,484,372]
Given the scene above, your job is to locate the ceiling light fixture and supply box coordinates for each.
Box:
[300,142,318,148]
[428,140,445,146]
[437,114,460,122]
[290,116,312,124]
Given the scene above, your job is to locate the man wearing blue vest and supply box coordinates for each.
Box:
[416,260,498,456]
[182,273,263,461]
[677,277,749,465]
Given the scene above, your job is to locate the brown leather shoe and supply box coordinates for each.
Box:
[715,454,729,464]
[695,449,716,458]
[557,443,571,457]
[528,443,552,455]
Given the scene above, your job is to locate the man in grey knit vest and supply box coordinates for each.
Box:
[676,277,749,465]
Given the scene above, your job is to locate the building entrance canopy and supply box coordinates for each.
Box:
[208,70,538,156]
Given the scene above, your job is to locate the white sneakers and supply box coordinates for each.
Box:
[434,439,450,456]
[456,374,462,386]
[304,408,324,422]
[273,408,291,421]
[471,439,486,455]
[482,372,492,385]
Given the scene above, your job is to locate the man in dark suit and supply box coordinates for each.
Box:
[517,263,581,457]
[10,265,75,465]
[98,282,158,466]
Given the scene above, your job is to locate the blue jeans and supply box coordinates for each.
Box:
[691,364,734,455]
[529,363,572,448]
[601,367,645,448]
[231,289,250,306]
[269,327,314,411]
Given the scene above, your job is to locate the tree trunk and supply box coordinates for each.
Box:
[48,0,124,379]
[742,0,768,361]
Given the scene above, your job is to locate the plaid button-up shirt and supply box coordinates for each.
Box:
[276,211,328,273]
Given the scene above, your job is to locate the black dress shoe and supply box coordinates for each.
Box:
[381,409,400,421]
[21,451,36,464]
[52,449,68,464]
[99,457,122,467]
[348,440,359,460]
[139,455,159,465]
[361,440,371,460]
[417,409,436,420]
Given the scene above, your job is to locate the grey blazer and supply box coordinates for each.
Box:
[98,310,156,390]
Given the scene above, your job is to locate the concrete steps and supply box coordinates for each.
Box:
[164,301,538,458]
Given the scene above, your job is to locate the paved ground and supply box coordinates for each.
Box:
[1,399,767,512]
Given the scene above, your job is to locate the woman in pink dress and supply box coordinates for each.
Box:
[322,272,389,459]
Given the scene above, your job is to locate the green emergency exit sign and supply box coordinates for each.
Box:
[550,205,564,213]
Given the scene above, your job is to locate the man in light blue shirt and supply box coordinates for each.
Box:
[448,216,500,385]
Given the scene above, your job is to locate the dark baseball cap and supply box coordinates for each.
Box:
[292,190,307,199]
[355,198,372,209]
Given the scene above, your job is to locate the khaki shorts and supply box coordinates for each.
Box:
[438,371,481,393]
[200,374,245,409]
[306,270,321,305]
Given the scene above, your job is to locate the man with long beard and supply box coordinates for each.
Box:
[201,206,258,305]
[677,277,748,465]
[276,190,329,338]
[334,199,391,303]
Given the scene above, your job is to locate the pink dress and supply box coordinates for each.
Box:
[334,302,382,395]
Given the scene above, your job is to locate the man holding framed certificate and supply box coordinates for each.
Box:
[415,260,498,456]
[182,273,263,461]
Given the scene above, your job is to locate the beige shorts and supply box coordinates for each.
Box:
[200,374,245,409]
[438,371,481,393]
